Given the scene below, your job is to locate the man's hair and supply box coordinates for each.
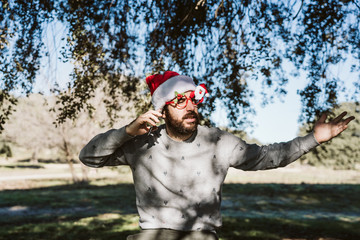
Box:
[162,105,168,115]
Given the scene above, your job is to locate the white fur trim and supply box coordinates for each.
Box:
[152,75,196,110]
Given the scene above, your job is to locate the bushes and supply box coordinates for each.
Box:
[299,102,360,170]
[0,143,12,158]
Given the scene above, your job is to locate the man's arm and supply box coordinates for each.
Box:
[229,111,355,170]
[79,110,163,168]
[229,132,319,170]
[79,127,134,167]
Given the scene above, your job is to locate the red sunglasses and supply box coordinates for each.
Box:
[165,92,204,109]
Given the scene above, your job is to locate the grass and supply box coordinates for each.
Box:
[0,179,359,240]
[219,184,360,239]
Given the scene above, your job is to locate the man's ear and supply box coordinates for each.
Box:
[161,108,166,119]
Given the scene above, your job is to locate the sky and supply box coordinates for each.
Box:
[210,73,305,144]
[211,58,358,144]
[247,63,357,144]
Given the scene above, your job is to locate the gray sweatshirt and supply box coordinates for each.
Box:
[79,124,319,231]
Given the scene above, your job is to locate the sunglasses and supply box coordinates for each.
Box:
[165,92,204,109]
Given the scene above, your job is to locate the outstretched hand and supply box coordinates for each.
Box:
[313,111,355,144]
[125,110,163,136]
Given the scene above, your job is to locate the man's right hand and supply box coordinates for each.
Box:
[125,110,163,136]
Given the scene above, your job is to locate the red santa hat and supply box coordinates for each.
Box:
[146,71,196,110]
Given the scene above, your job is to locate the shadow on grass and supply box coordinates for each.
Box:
[218,217,360,240]
[0,214,139,240]
[18,158,67,164]
[0,183,137,216]
[0,183,359,239]
[1,165,44,169]
[222,183,360,213]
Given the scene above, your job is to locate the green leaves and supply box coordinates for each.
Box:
[0,0,359,131]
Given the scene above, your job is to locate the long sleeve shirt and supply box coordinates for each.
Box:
[79,124,319,231]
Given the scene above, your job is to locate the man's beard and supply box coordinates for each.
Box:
[164,108,199,137]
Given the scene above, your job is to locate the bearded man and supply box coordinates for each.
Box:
[79,71,354,240]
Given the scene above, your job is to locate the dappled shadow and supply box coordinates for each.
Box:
[1,183,360,239]
[0,183,137,223]
[221,183,360,216]
[18,158,67,164]
[218,217,360,240]
[1,164,44,169]
[218,183,360,240]
[0,182,137,207]
[0,182,140,239]
[1,213,139,240]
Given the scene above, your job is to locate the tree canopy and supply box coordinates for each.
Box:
[1,0,359,131]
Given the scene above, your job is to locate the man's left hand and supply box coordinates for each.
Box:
[313,111,355,144]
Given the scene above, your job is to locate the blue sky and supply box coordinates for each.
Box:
[211,57,358,144]
[210,74,304,144]
[246,63,357,143]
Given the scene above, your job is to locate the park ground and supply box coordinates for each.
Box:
[0,160,359,240]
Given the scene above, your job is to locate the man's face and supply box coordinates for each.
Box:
[164,91,200,136]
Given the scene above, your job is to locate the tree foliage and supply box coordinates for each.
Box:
[0,142,12,158]
[299,102,360,169]
[1,0,359,131]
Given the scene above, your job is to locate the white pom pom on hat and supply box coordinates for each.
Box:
[146,71,196,110]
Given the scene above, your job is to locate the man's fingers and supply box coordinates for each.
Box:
[317,112,327,123]
[150,110,163,117]
[148,114,160,124]
[141,111,161,123]
[342,116,355,126]
[127,109,164,136]
[332,111,347,123]
[147,110,162,120]
[143,117,157,127]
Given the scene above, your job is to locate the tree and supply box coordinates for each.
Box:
[0,142,12,159]
[2,90,134,181]
[1,0,359,131]
[2,94,55,164]
[299,102,360,169]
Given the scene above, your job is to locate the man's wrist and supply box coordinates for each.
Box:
[125,124,136,137]
[312,131,321,145]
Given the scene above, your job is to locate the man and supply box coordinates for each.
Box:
[79,71,354,240]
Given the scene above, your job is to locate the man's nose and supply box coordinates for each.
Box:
[186,99,196,111]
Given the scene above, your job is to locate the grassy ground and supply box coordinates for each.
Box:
[0,181,359,239]
[0,163,360,240]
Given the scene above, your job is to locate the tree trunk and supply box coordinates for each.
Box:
[30,148,39,164]
[63,139,78,183]
[81,164,89,182]
[66,155,79,183]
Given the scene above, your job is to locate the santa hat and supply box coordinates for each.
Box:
[146,71,196,110]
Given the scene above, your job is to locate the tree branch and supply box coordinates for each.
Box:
[353,0,360,10]
[215,0,224,18]
[293,0,304,20]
